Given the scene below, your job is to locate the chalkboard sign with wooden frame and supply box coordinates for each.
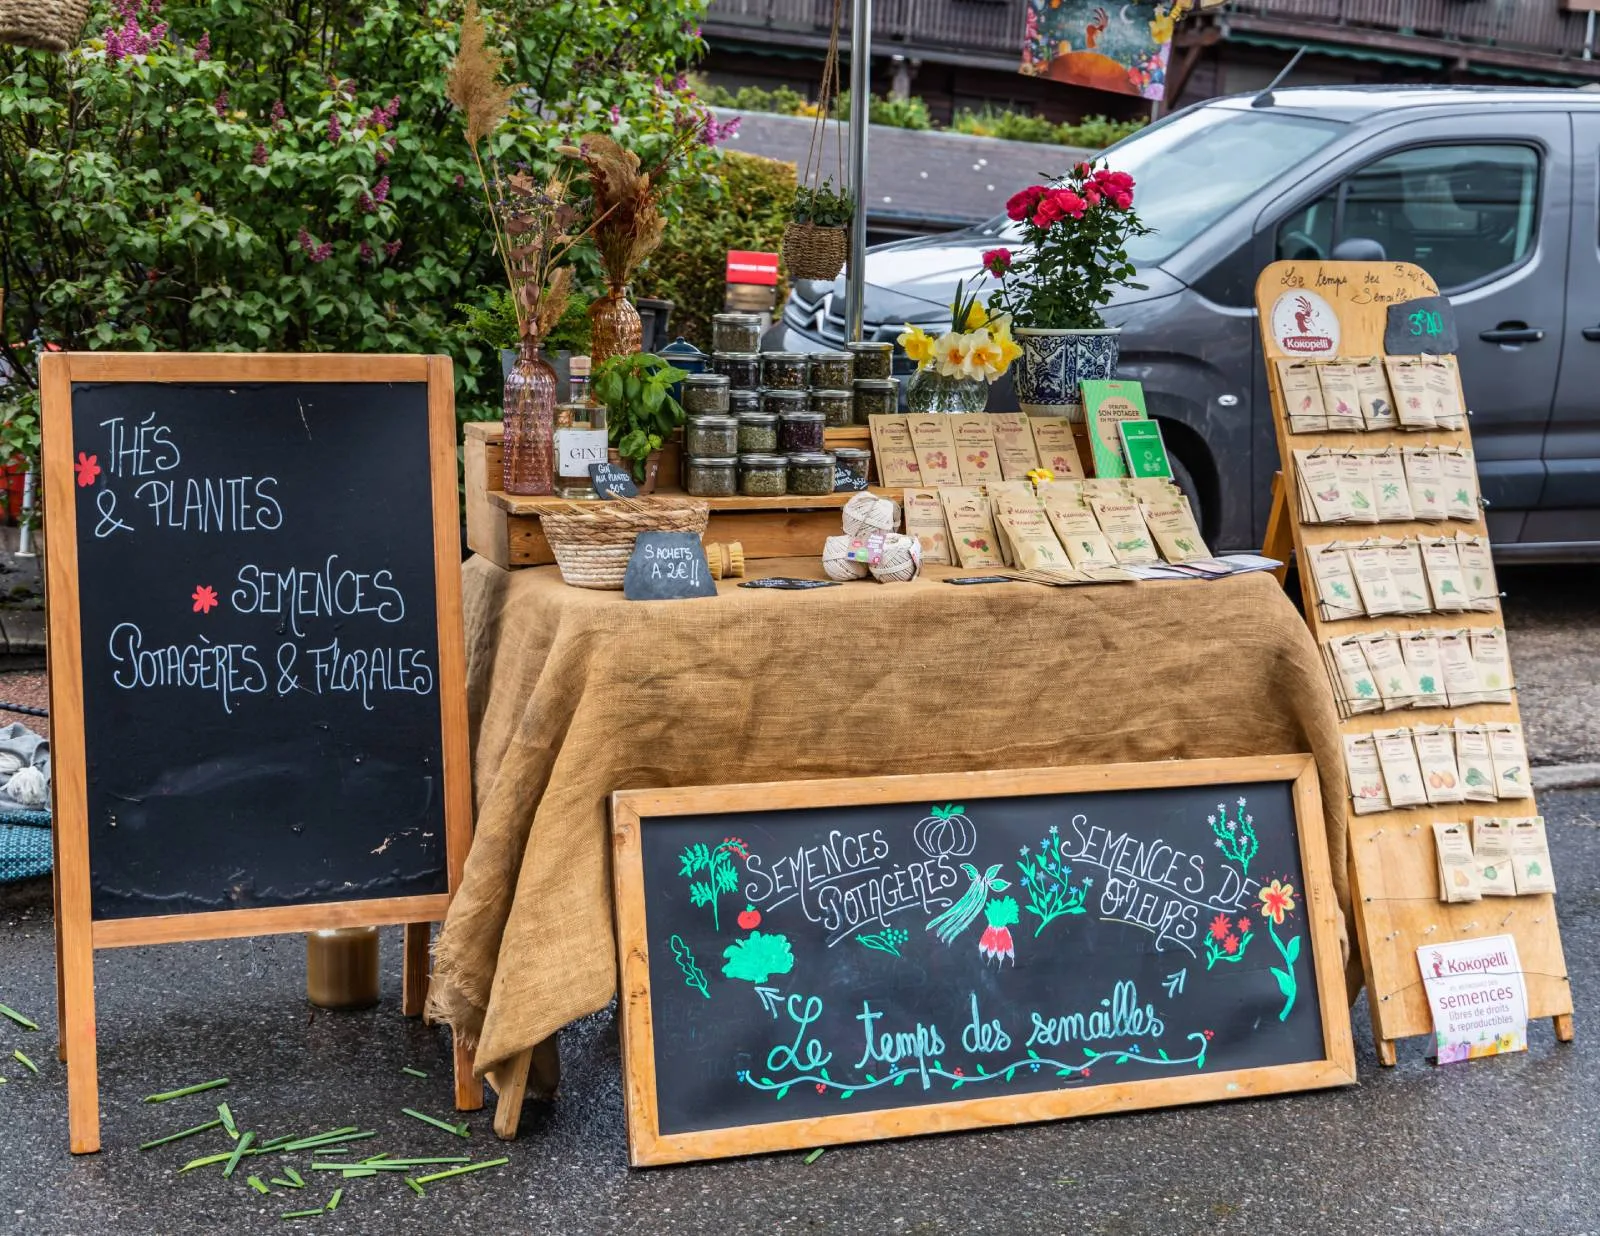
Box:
[41,353,478,1153]
[612,757,1353,1167]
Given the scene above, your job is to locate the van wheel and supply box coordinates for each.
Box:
[1168,448,1211,544]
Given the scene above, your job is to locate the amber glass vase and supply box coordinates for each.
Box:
[503,338,558,496]
[589,283,643,370]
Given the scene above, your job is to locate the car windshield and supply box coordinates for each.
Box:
[978,106,1345,265]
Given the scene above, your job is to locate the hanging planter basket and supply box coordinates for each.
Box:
[782,221,848,282]
[0,0,93,53]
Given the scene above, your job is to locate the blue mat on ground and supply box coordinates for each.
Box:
[0,811,51,883]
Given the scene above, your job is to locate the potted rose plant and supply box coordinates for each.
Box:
[981,163,1151,417]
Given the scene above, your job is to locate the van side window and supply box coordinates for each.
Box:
[1276,144,1540,292]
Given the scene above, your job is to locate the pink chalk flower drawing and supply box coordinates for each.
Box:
[75,452,101,488]
[191,585,220,615]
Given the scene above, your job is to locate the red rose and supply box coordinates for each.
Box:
[1050,188,1087,219]
[1111,190,1134,210]
[1081,182,1102,207]
[981,247,1013,275]
[1006,185,1047,221]
[1032,197,1062,227]
[1097,169,1135,194]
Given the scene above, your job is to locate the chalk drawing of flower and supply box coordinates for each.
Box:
[192,585,220,614]
[75,452,101,488]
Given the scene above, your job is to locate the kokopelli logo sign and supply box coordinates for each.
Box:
[1271,290,1340,355]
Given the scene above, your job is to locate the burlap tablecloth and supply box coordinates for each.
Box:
[429,556,1353,1078]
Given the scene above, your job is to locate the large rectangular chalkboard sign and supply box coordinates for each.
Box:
[613,757,1353,1166]
[41,353,476,1152]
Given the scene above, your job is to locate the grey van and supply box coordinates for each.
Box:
[768,85,1600,558]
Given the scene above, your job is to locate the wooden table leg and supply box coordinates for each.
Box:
[491,1048,532,1139]
[454,1031,483,1112]
[1263,470,1293,585]
[1554,1013,1575,1043]
[401,923,430,1018]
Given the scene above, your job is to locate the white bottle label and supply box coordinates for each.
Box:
[555,428,608,478]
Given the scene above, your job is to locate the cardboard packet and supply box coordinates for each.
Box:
[1362,633,1418,711]
[1088,497,1159,565]
[993,497,1071,572]
[1415,725,1466,804]
[902,489,952,566]
[1316,362,1365,432]
[1488,724,1530,801]
[1042,494,1120,571]
[990,413,1041,480]
[1471,817,1518,896]
[1470,628,1513,704]
[985,480,1040,567]
[1352,357,1397,431]
[1440,449,1480,522]
[1277,359,1328,433]
[938,487,1004,568]
[1455,724,1498,803]
[1344,733,1392,814]
[1029,417,1086,480]
[1433,821,1482,903]
[1455,534,1500,613]
[1141,496,1210,563]
[1336,452,1380,523]
[1328,636,1382,715]
[952,416,1002,486]
[1373,727,1428,807]
[1348,544,1403,617]
[1508,816,1555,894]
[1369,450,1415,521]
[869,415,923,488]
[1437,631,1485,707]
[1385,539,1431,614]
[1400,631,1448,708]
[1295,450,1352,524]
[1385,357,1436,429]
[1420,538,1470,611]
[1404,448,1447,521]
[1424,357,1466,430]
[905,414,962,488]
[1081,379,1147,478]
[1309,544,1363,621]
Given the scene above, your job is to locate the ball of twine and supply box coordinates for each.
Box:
[822,535,870,581]
[869,533,923,584]
[842,492,900,538]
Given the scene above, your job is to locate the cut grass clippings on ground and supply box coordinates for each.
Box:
[217,1103,238,1138]
[139,1118,223,1151]
[12,1050,37,1074]
[401,1108,470,1138]
[222,1130,255,1178]
[247,1176,270,1195]
[280,1209,324,1220]
[326,1188,343,1211]
[412,1157,509,1185]
[804,1148,825,1164]
[0,1003,38,1031]
[400,1067,428,1079]
[144,1078,229,1103]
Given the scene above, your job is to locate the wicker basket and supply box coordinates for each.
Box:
[538,498,710,590]
[782,221,848,282]
[0,0,93,52]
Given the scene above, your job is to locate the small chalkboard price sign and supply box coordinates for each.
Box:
[623,532,717,601]
[1384,295,1459,355]
[590,460,640,500]
[41,353,478,1152]
[612,757,1353,1165]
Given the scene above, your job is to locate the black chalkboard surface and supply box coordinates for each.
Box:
[1385,295,1459,355]
[66,377,451,918]
[613,760,1353,1165]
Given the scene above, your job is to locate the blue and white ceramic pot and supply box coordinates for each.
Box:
[1013,327,1121,419]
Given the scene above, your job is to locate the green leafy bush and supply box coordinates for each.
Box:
[951,108,1145,149]
[837,89,932,131]
[791,177,854,228]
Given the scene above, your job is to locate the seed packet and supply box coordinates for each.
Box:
[1471,817,1518,896]
[1295,449,1351,523]
[1328,636,1382,716]
[1374,727,1428,807]
[1348,544,1403,617]
[1088,497,1160,565]
[1385,538,1431,614]
[869,415,923,488]
[902,489,952,566]
[1029,417,1086,480]
[1352,357,1397,431]
[1141,496,1209,563]
[1369,450,1415,521]
[1508,816,1555,895]
[1415,725,1466,804]
[1316,363,1365,432]
[1401,632,1448,708]
[1420,538,1470,611]
[1337,452,1379,523]
[1424,357,1466,430]
[991,413,1041,480]
[1437,631,1484,707]
[1041,490,1118,571]
[939,487,1004,568]
[1470,628,1513,704]
[1440,449,1480,522]
[1277,359,1329,433]
[952,416,1002,487]
[1488,725,1530,801]
[1344,733,1392,815]
[1385,357,1436,429]
[1404,448,1447,521]
[1362,633,1418,711]
[1455,725,1498,804]
[1309,543,1363,621]
[905,415,962,488]
[993,493,1071,573]
[1455,535,1500,613]
[1433,821,1482,903]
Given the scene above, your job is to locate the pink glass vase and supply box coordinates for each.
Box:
[502,339,558,496]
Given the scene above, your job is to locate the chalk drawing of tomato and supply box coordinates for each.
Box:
[737,904,762,931]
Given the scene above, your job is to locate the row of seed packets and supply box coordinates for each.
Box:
[1277,355,1465,434]
[1343,723,1529,815]
[1324,627,1512,718]
[1308,534,1498,622]
[1293,445,1479,525]
[1434,817,1555,902]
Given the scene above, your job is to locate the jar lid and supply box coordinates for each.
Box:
[714,350,761,361]
[713,312,763,323]
[810,388,852,399]
[780,409,825,421]
[853,377,900,390]
[683,372,730,388]
[846,340,893,353]
[738,410,779,423]
[688,413,738,428]
[740,453,789,469]
[833,446,871,460]
[763,351,808,362]
[812,349,852,361]
[690,455,738,466]
[787,451,836,465]
[761,388,809,403]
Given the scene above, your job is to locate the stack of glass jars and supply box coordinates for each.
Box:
[681,372,738,498]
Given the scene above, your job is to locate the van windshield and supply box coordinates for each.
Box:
[980,106,1345,265]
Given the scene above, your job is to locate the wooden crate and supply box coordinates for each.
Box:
[464,422,882,568]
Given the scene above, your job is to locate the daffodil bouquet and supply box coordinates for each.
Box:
[897,280,1023,383]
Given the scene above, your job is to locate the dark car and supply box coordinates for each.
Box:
[768,85,1600,558]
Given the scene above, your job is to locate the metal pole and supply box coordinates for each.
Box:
[15,468,34,558]
[845,0,871,342]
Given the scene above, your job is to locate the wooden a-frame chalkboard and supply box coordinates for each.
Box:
[41,353,478,1152]
[613,757,1354,1166]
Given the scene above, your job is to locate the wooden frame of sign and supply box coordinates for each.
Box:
[40,353,479,1153]
[1252,262,1574,1064]
[612,756,1353,1167]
